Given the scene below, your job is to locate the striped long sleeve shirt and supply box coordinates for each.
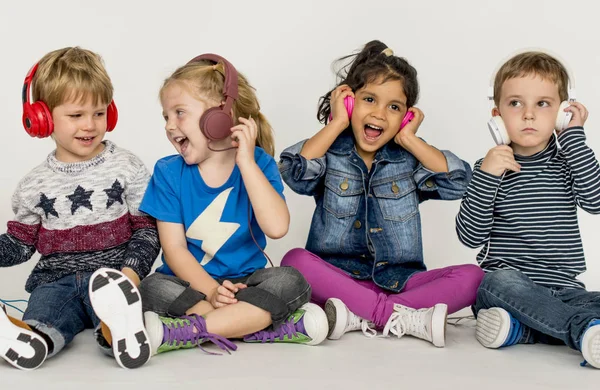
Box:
[456,127,600,289]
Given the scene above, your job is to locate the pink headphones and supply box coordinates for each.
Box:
[187,54,239,141]
[330,96,414,130]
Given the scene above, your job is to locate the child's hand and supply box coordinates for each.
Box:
[330,84,354,129]
[480,145,521,177]
[231,116,257,167]
[208,280,247,309]
[561,102,589,132]
[394,107,424,146]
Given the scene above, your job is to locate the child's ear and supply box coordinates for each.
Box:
[492,107,500,117]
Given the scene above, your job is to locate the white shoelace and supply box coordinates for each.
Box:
[345,310,378,337]
[382,309,428,340]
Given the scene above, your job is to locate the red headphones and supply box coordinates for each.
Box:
[21,62,118,138]
[186,54,239,141]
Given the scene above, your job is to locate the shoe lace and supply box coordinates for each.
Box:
[382,309,427,339]
[361,320,379,338]
[247,317,298,343]
[164,314,237,354]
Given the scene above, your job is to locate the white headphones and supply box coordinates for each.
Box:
[487,48,577,146]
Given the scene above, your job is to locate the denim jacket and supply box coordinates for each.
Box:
[279,130,472,292]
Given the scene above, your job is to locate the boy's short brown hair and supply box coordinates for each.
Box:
[32,47,113,112]
[493,51,569,106]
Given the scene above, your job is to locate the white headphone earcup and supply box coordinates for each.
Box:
[488,116,510,145]
[555,101,573,132]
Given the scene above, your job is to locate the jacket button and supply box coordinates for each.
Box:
[340,178,349,191]
[425,179,434,188]
[352,270,361,275]
[354,220,362,229]
[390,281,399,289]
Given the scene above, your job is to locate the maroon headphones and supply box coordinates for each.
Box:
[21,63,118,138]
[186,54,239,141]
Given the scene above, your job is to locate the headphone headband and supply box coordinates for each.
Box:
[187,53,239,100]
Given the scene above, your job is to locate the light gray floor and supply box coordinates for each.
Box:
[1,319,598,389]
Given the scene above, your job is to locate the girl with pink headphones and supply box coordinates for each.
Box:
[279,40,484,347]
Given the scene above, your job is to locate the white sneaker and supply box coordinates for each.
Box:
[324,298,376,339]
[89,268,151,369]
[581,320,600,368]
[382,303,447,347]
[0,306,47,370]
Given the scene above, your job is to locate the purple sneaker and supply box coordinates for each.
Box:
[243,303,328,346]
[144,312,237,355]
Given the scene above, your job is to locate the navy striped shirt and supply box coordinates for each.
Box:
[456,127,600,289]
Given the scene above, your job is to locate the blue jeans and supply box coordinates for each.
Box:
[22,272,103,358]
[474,270,600,350]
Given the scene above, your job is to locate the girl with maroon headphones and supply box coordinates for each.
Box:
[89,53,329,364]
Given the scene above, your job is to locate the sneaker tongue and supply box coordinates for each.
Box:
[294,316,306,335]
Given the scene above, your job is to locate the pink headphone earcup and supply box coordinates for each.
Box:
[344,95,354,118]
[328,95,355,122]
[200,107,233,141]
[400,111,414,130]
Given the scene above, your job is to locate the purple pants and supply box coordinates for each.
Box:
[281,248,484,328]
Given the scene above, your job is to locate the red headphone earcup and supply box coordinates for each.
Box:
[38,101,53,138]
[23,101,53,138]
[22,104,38,137]
[200,107,233,141]
[106,100,118,132]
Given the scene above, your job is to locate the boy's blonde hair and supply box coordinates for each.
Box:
[160,60,275,156]
[493,51,569,106]
[33,47,113,112]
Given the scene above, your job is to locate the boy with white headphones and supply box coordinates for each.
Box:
[455,50,600,368]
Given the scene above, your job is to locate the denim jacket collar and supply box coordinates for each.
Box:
[329,130,407,163]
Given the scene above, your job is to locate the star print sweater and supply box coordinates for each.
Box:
[0,141,160,292]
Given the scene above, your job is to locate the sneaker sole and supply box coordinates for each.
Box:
[581,323,600,368]
[325,298,347,340]
[89,268,150,369]
[301,303,329,346]
[476,308,511,349]
[0,310,47,370]
[431,303,448,348]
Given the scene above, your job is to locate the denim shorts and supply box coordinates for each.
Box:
[138,266,311,328]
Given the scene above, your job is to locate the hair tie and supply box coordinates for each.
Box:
[381,48,394,57]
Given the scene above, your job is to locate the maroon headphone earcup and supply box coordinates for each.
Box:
[106,100,118,132]
[200,107,233,141]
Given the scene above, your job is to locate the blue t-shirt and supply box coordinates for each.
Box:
[140,147,285,279]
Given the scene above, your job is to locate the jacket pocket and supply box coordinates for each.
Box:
[324,170,363,218]
[372,174,418,222]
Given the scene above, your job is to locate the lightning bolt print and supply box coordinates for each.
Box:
[186,187,240,266]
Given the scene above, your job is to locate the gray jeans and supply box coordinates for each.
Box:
[138,266,311,329]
